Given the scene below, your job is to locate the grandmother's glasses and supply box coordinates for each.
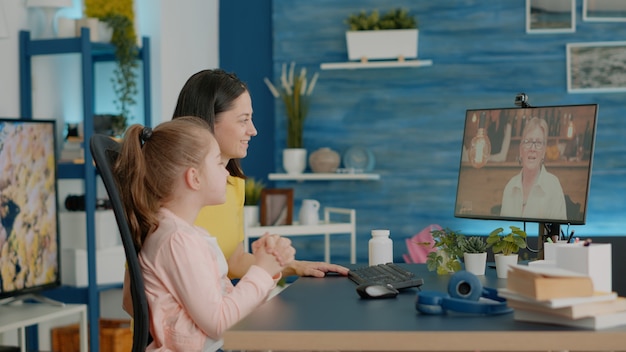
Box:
[522,139,545,150]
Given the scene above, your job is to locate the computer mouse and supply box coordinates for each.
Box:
[356,283,399,299]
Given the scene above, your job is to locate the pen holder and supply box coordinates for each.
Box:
[554,243,612,293]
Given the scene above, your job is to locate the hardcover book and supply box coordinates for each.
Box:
[514,309,626,330]
[506,265,595,300]
[498,288,618,309]
[508,296,626,319]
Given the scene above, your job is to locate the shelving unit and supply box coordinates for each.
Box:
[320,59,432,70]
[19,28,151,351]
[269,173,380,181]
[245,207,356,264]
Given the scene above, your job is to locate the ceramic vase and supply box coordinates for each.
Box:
[309,147,340,173]
[494,253,518,279]
[283,148,307,174]
[463,252,487,276]
[243,205,259,227]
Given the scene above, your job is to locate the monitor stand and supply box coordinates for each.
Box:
[537,222,561,260]
[0,293,64,307]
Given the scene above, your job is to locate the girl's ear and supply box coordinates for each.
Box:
[184,167,201,190]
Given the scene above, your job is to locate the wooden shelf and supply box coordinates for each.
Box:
[268,173,380,181]
[320,59,433,70]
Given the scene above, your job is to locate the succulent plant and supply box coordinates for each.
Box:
[346,8,418,31]
[459,236,489,254]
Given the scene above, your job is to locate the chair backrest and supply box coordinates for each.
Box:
[89,134,149,352]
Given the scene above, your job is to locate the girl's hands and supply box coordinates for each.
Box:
[251,234,296,277]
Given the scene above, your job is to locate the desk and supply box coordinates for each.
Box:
[245,207,356,263]
[224,264,626,351]
[0,303,87,352]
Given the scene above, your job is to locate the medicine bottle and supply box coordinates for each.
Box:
[369,229,393,266]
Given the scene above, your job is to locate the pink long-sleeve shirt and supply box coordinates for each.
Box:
[140,208,276,351]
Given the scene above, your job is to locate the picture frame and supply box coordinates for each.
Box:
[526,0,575,34]
[567,41,626,93]
[583,0,626,22]
[260,188,294,226]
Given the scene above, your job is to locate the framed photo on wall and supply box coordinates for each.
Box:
[583,0,626,22]
[260,188,294,226]
[567,41,626,93]
[526,0,575,33]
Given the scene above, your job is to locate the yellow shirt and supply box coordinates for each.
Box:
[194,175,245,259]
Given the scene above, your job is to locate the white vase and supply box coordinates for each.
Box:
[463,252,487,276]
[494,253,518,279]
[282,148,307,174]
[243,205,259,227]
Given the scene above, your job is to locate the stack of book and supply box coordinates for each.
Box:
[499,265,626,330]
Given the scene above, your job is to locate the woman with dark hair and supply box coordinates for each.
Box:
[172,69,349,279]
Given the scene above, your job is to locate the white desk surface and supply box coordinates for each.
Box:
[0,303,87,352]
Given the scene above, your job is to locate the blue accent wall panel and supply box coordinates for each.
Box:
[226,0,626,264]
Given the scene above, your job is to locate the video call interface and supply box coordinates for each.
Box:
[454,104,598,225]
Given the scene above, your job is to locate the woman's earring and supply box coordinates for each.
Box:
[517,156,522,165]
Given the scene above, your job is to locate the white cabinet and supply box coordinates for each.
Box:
[245,207,356,264]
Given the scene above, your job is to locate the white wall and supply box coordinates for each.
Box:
[0,0,218,348]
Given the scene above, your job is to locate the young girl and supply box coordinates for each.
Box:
[114,116,295,351]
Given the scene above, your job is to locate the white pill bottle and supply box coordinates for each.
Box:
[368,229,393,266]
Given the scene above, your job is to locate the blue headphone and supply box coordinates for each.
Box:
[415,271,512,315]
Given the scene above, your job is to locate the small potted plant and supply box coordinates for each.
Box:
[264,62,319,174]
[426,227,465,275]
[459,236,489,276]
[243,177,266,227]
[486,226,527,278]
[344,8,419,61]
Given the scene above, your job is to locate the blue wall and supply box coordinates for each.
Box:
[222,0,626,264]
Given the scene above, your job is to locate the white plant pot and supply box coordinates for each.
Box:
[283,148,307,174]
[494,253,518,279]
[243,205,259,227]
[463,252,487,276]
[345,29,418,61]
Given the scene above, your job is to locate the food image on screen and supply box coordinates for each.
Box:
[0,120,59,297]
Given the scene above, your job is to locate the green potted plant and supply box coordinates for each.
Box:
[487,226,527,278]
[85,0,139,136]
[459,236,489,276]
[101,13,138,135]
[426,227,465,275]
[264,62,320,174]
[243,178,266,227]
[344,8,419,61]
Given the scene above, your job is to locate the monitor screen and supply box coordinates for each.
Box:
[454,104,598,225]
[0,118,61,300]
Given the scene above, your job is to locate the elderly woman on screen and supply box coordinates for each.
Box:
[500,117,566,220]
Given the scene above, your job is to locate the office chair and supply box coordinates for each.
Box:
[90,134,149,352]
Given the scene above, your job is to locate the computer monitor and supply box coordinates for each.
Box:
[0,118,61,301]
[454,104,598,233]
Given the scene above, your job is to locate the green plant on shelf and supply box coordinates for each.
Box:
[346,8,418,31]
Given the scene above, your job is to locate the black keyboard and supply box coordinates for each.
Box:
[348,263,424,290]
